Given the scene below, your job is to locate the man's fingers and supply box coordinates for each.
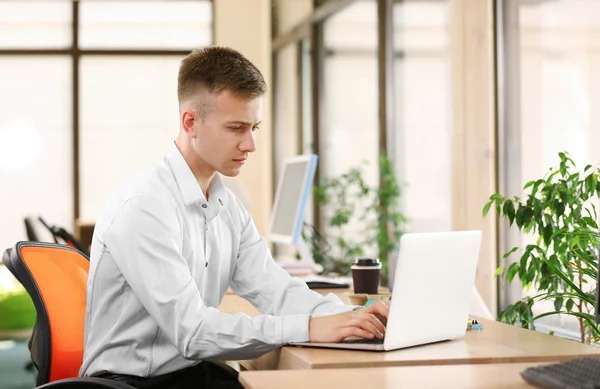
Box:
[347,315,385,339]
[348,318,382,339]
[342,327,374,340]
[365,313,386,336]
[376,314,388,327]
[362,314,385,338]
[365,300,390,319]
[354,311,386,335]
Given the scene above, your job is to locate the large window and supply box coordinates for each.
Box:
[498,0,600,337]
[0,57,73,250]
[0,1,212,252]
[271,0,496,310]
[392,0,452,233]
[271,0,452,261]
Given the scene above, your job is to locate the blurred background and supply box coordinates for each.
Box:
[1,0,600,387]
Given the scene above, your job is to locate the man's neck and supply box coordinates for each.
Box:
[174,138,216,199]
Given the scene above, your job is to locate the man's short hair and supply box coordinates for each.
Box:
[177,46,267,119]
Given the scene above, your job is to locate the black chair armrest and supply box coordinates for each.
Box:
[36,377,135,389]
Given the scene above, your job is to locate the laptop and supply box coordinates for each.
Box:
[290,230,482,351]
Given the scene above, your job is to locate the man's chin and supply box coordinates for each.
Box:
[219,168,242,177]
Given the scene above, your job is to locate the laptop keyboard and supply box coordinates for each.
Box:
[340,338,384,345]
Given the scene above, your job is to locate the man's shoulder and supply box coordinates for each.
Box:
[96,164,179,227]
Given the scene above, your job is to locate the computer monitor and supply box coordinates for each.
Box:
[268,154,318,245]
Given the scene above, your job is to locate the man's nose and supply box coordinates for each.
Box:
[240,131,256,153]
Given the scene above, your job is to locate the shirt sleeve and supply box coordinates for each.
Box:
[103,195,310,361]
[229,198,358,344]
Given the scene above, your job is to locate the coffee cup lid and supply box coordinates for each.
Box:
[353,258,380,267]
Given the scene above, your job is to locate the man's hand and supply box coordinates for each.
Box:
[308,300,390,343]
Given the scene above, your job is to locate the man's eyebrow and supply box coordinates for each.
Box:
[226,120,262,125]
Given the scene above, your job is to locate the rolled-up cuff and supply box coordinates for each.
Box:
[329,304,363,314]
[281,314,311,344]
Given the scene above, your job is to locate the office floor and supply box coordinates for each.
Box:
[0,341,36,389]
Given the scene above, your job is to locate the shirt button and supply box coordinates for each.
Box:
[201,204,207,209]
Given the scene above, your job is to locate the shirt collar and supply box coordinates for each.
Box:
[165,142,228,212]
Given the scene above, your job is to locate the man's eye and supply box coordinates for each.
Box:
[229,126,242,131]
[252,126,260,131]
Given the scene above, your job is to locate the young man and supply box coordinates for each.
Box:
[79,47,388,389]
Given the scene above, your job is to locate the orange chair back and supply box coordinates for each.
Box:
[5,242,89,385]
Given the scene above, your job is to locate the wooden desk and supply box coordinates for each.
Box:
[220,291,600,371]
[240,318,600,370]
[239,362,549,389]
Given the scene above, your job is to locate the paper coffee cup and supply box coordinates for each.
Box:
[351,258,381,294]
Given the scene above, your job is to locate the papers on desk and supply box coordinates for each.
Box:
[298,275,351,289]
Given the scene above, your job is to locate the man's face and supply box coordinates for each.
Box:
[186,89,262,177]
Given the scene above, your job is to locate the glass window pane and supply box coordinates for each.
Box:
[324,0,377,50]
[393,0,452,233]
[79,1,212,49]
[323,0,378,182]
[79,56,183,220]
[0,57,72,251]
[274,44,299,180]
[0,2,71,48]
[322,0,378,257]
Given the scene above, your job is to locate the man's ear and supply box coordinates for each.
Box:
[181,107,197,137]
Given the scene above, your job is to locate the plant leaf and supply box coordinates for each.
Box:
[503,201,516,226]
[503,246,519,259]
[543,223,553,246]
[483,200,493,217]
[507,262,520,283]
[566,298,574,312]
[553,296,564,312]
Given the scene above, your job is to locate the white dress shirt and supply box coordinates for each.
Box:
[79,142,354,378]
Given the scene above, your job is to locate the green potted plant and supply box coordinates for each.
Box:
[483,152,600,343]
[302,155,407,286]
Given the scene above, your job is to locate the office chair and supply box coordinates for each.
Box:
[2,242,133,388]
[37,217,90,257]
